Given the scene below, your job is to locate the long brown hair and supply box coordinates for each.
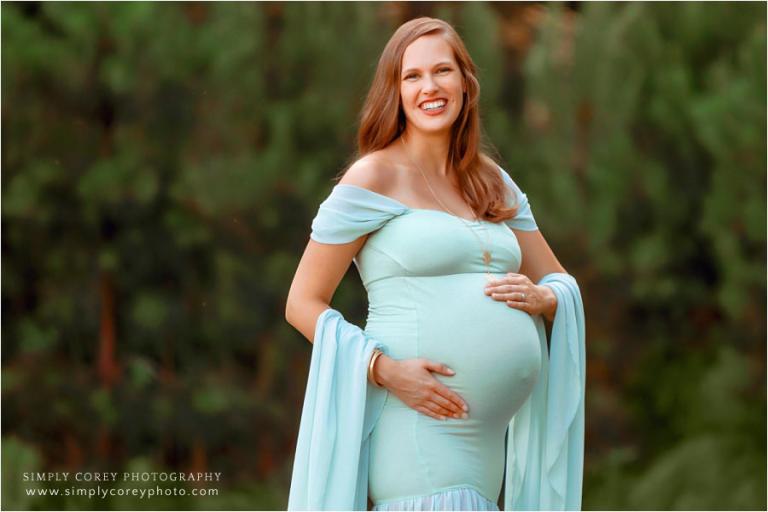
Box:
[342,17,519,222]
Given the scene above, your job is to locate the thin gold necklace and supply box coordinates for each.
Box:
[400,136,494,282]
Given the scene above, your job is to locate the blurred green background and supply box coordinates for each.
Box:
[2,1,765,510]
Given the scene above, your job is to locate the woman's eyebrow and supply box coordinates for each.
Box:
[401,61,453,75]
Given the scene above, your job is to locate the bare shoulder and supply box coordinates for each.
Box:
[338,151,398,195]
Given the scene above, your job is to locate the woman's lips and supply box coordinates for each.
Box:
[419,102,447,116]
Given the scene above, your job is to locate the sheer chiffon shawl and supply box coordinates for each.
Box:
[288,168,585,510]
[504,273,586,511]
[287,308,389,510]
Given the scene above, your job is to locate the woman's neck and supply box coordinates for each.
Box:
[400,128,452,178]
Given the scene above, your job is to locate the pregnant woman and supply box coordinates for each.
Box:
[286,17,586,511]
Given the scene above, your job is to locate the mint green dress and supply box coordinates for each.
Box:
[288,166,586,511]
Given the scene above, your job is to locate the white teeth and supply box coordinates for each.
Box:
[421,100,447,111]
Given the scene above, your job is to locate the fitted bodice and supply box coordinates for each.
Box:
[355,205,523,286]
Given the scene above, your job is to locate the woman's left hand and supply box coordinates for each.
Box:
[484,272,557,321]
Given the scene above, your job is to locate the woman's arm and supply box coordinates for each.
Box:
[514,229,567,282]
[485,229,567,322]
[286,236,401,385]
[516,229,567,322]
[286,157,386,342]
[285,237,367,343]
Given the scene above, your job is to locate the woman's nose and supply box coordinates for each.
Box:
[422,74,439,93]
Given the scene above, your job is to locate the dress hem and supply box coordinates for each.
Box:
[371,484,499,511]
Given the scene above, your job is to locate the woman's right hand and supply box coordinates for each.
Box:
[374,356,469,420]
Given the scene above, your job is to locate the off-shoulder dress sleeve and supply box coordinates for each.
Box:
[497,166,539,232]
[310,184,408,244]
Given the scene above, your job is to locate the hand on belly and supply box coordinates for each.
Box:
[433,345,540,424]
[376,356,470,421]
[422,308,542,424]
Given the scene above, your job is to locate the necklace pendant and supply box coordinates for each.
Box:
[482,250,492,265]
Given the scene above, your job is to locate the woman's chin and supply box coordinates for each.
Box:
[407,119,457,136]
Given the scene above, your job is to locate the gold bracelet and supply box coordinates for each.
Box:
[367,348,385,388]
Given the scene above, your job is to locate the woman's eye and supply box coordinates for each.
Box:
[403,68,450,80]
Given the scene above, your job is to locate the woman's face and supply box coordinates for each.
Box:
[399,34,466,137]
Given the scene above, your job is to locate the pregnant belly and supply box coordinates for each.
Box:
[367,273,542,426]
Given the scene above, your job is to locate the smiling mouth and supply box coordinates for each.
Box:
[419,99,448,113]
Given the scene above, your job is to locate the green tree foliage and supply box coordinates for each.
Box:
[2,2,765,510]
